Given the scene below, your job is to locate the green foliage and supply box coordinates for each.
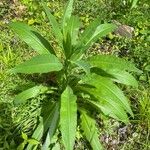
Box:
[80,110,103,150]
[60,86,77,150]
[10,54,63,74]
[9,22,55,55]
[14,85,48,105]
[130,0,139,9]
[9,0,139,149]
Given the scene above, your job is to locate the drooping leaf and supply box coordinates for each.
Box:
[80,109,103,150]
[10,54,63,74]
[60,86,77,150]
[80,74,133,117]
[88,55,141,73]
[26,102,60,150]
[14,85,48,105]
[92,68,138,87]
[85,98,129,123]
[62,0,74,30]
[42,3,63,47]
[9,22,55,54]
[108,70,138,87]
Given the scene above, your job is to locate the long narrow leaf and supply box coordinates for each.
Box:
[26,102,60,150]
[108,70,138,87]
[92,68,138,87]
[42,3,63,47]
[79,19,100,46]
[60,86,77,150]
[62,0,74,30]
[88,55,141,73]
[85,24,116,46]
[64,16,80,45]
[14,85,48,105]
[80,74,133,117]
[73,21,116,57]
[10,54,63,74]
[80,109,103,150]
[42,103,60,150]
[85,98,129,123]
[9,22,55,54]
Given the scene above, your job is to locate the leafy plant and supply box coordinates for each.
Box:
[9,0,140,149]
[130,0,139,9]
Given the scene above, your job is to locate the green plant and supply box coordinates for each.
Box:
[130,0,139,9]
[9,0,140,149]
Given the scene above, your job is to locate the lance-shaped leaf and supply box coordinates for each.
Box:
[64,16,80,45]
[92,68,138,87]
[27,102,60,150]
[42,3,63,47]
[85,24,116,46]
[14,85,48,105]
[9,22,55,54]
[80,110,103,150]
[41,102,60,150]
[73,21,116,58]
[63,32,72,58]
[85,98,129,123]
[62,0,74,30]
[60,86,77,150]
[63,16,80,58]
[88,55,141,73]
[10,54,63,74]
[79,19,100,46]
[80,74,133,117]
[108,70,138,87]
[72,19,100,56]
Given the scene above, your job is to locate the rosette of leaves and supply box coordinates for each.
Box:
[9,0,140,149]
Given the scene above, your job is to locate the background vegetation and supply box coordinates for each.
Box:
[0,0,150,149]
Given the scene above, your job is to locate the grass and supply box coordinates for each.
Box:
[0,0,149,149]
